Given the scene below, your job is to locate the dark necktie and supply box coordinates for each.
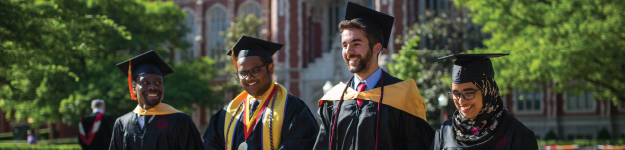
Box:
[250,100,260,116]
[356,82,366,107]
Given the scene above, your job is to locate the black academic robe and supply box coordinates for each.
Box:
[314,70,435,150]
[109,112,203,150]
[203,94,319,150]
[79,112,115,150]
[431,114,538,150]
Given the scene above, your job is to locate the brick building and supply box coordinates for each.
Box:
[170,0,424,132]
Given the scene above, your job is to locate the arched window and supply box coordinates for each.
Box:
[238,1,261,18]
[206,5,228,68]
[177,8,196,62]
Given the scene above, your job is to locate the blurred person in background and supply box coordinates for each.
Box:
[27,130,36,145]
[78,99,115,150]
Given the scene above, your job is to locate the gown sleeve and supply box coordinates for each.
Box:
[171,114,204,150]
[277,96,320,150]
[109,118,124,150]
[520,126,539,150]
[313,101,333,150]
[203,109,227,150]
[387,103,435,150]
[430,120,450,150]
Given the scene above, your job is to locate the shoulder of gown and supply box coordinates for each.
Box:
[432,115,539,150]
[278,94,320,150]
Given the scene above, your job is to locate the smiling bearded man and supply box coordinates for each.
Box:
[110,50,203,150]
[203,36,319,150]
[313,2,434,150]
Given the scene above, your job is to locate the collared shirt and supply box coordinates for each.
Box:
[93,108,103,114]
[353,67,382,91]
[246,83,276,105]
[137,114,155,129]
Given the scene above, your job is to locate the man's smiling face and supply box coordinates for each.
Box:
[237,56,274,97]
[134,74,165,108]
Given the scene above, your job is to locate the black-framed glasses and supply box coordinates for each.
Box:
[448,89,481,100]
[236,63,269,79]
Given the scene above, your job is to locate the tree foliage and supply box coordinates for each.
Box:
[0,0,217,126]
[454,0,625,103]
[389,10,485,123]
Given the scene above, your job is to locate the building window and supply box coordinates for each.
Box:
[206,6,228,69]
[238,1,261,17]
[516,91,542,111]
[566,91,595,110]
[178,8,196,62]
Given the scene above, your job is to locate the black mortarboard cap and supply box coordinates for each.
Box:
[226,36,283,70]
[116,50,174,80]
[116,50,173,100]
[438,54,508,83]
[227,36,283,60]
[344,2,394,49]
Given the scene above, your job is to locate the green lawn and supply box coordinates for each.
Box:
[0,138,80,150]
[538,139,625,147]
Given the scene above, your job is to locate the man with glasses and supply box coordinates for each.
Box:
[203,36,319,150]
[431,54,538,149]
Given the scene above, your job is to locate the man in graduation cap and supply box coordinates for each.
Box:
[110,50,204,150]
[432,54,538,150]
[203,36,319,150]
[314,2,434,150]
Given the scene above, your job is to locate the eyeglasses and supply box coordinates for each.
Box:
[447,89,481,100]
[236,63,269,79]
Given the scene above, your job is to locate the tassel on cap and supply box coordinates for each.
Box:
[128,59,137,100]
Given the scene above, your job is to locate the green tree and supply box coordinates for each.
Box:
[453,0,625,103]
[389,10,485,124]
[0,0,217,127]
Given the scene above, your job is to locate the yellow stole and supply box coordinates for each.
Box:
[224,82,288,150]
[319,79,428,121]
[133,103,182,116]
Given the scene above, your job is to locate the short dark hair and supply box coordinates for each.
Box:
[338,19,381,51]
[91,99,105,109]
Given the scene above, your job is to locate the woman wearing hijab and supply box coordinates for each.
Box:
[432,54,538,150]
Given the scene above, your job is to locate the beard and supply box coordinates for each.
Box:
[144,98,161,107]
[344,48,374,73]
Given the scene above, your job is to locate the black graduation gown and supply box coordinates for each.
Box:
[203,94,319,150]
[314,70,435,150]
[431,114,538,150]
[109,112,204,150]
[79,112,115,150]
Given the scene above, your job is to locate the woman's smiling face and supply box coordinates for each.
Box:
[451,82,483,119]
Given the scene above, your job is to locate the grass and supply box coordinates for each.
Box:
[0,138,80,150]
[537,139,625,147]
[0,143,81,150]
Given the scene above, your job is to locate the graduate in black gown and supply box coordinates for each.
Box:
[314,2,434,150]
[78,99,115,150]
[203,36,319,150]
[432,54,538,150]
[110,50,204,150]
